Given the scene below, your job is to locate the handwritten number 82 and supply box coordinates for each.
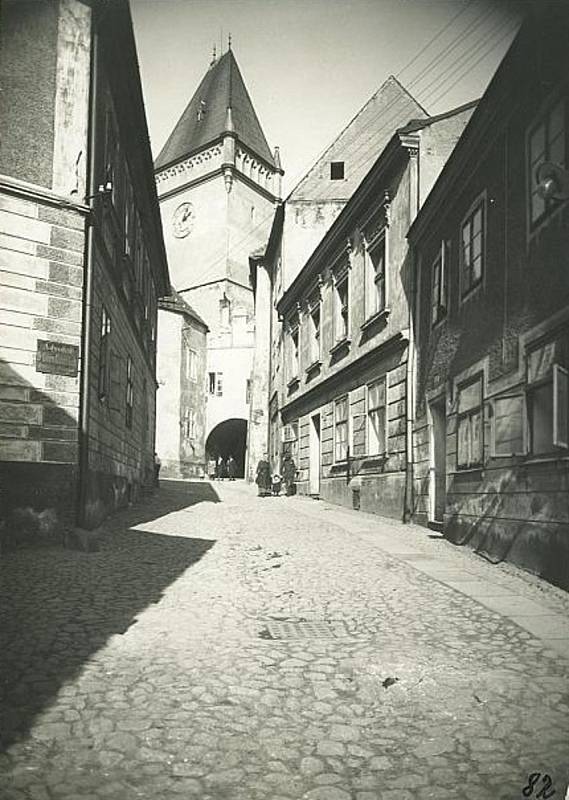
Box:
[523,772,556,799]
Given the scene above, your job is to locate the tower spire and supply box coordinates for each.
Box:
[228,32,232,51]
[210,43,217,65]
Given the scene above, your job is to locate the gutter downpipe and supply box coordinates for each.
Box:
[77,12,98,529]
[404,147,420,523]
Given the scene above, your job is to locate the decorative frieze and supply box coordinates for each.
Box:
[155,144,223,187]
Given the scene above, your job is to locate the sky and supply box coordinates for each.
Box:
[131,0,528,193]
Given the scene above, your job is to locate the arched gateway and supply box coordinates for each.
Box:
[205,418,248,478]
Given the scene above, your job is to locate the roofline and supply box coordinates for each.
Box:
[286,74,426,201]
[158,298,209,331]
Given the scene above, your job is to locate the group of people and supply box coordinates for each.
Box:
[208,454,237,481]
[255,453,297,497]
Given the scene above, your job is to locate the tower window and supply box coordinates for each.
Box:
[330,161,345,180]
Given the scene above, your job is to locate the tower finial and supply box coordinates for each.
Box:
[211,43,217,65]
[228,32,232,50]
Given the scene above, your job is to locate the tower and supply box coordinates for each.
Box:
[155,46,283,476]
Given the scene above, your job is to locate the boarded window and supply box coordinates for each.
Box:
[493,395,524,456]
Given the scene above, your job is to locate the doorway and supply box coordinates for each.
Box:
[429,397,447,524]
[309,413,321,496]
[205,418,248,477]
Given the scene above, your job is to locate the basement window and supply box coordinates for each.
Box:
[330,161,345,180]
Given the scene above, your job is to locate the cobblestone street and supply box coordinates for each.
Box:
[1,479,568,800]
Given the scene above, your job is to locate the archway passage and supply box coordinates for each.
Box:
[206,418,248,477]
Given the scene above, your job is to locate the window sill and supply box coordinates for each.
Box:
[453,466,483,476]
[460,282,483,304]
[330,337,351,357]
[305,359,321,376]
[361,308,390,331]
[522,453,569,466]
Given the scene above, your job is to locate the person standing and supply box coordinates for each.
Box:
[207,457,216,480]
[153,453,161,487]
[227,455,236,480]
[255,454,271,497]
[282,454,297,496]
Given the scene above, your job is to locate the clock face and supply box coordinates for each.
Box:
[172,202,194,238]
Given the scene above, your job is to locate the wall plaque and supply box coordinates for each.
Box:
[36,340,79,377]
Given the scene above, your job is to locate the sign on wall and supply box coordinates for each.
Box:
[36,340,79,378]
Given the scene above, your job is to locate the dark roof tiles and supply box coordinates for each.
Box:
[155,50,275,170]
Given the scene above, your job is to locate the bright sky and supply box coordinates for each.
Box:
[131,0,528,192]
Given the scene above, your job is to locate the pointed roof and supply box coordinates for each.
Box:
[155,49,275,170]
[289,75,427,203]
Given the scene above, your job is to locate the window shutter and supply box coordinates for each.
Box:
[109,351,121,412]
[493,395,525,456]
[553,364,569,448]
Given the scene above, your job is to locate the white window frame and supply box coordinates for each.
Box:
[334,395,349,463]
[364,231,387,320]
[308,300,321,365]
[333,270,350,343]
[366,376,388,457]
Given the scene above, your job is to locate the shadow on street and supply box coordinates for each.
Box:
[0,479,219,752]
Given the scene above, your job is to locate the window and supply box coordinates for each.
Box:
[183,408,196,441]
[220,297,230,328]
[365,234,386,319]
[334,396,349,461]
[527,336,569,454]
[289,325,299,379]
[98,306,111,400]
[188,349,198,381]
[460,198,484,298]
[493,395,525,456]
[308,302,321,364]
[124,179,134,257]
[431,241,450,326]
[457,376,483,468]
[283,421,299,461]
[330,161,344,180]
[367,377,387,456]
[125,355,134,428]
[334,273,349,342]
[208,371,223,396]
[528,99,566,227]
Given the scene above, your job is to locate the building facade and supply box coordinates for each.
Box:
[154,47,283,478]
[156,293,208,479]
[0,0,169,536]
[271,104,475,517]
[410,4,569,588]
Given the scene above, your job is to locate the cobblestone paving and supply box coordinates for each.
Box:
[1,480,568,800]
